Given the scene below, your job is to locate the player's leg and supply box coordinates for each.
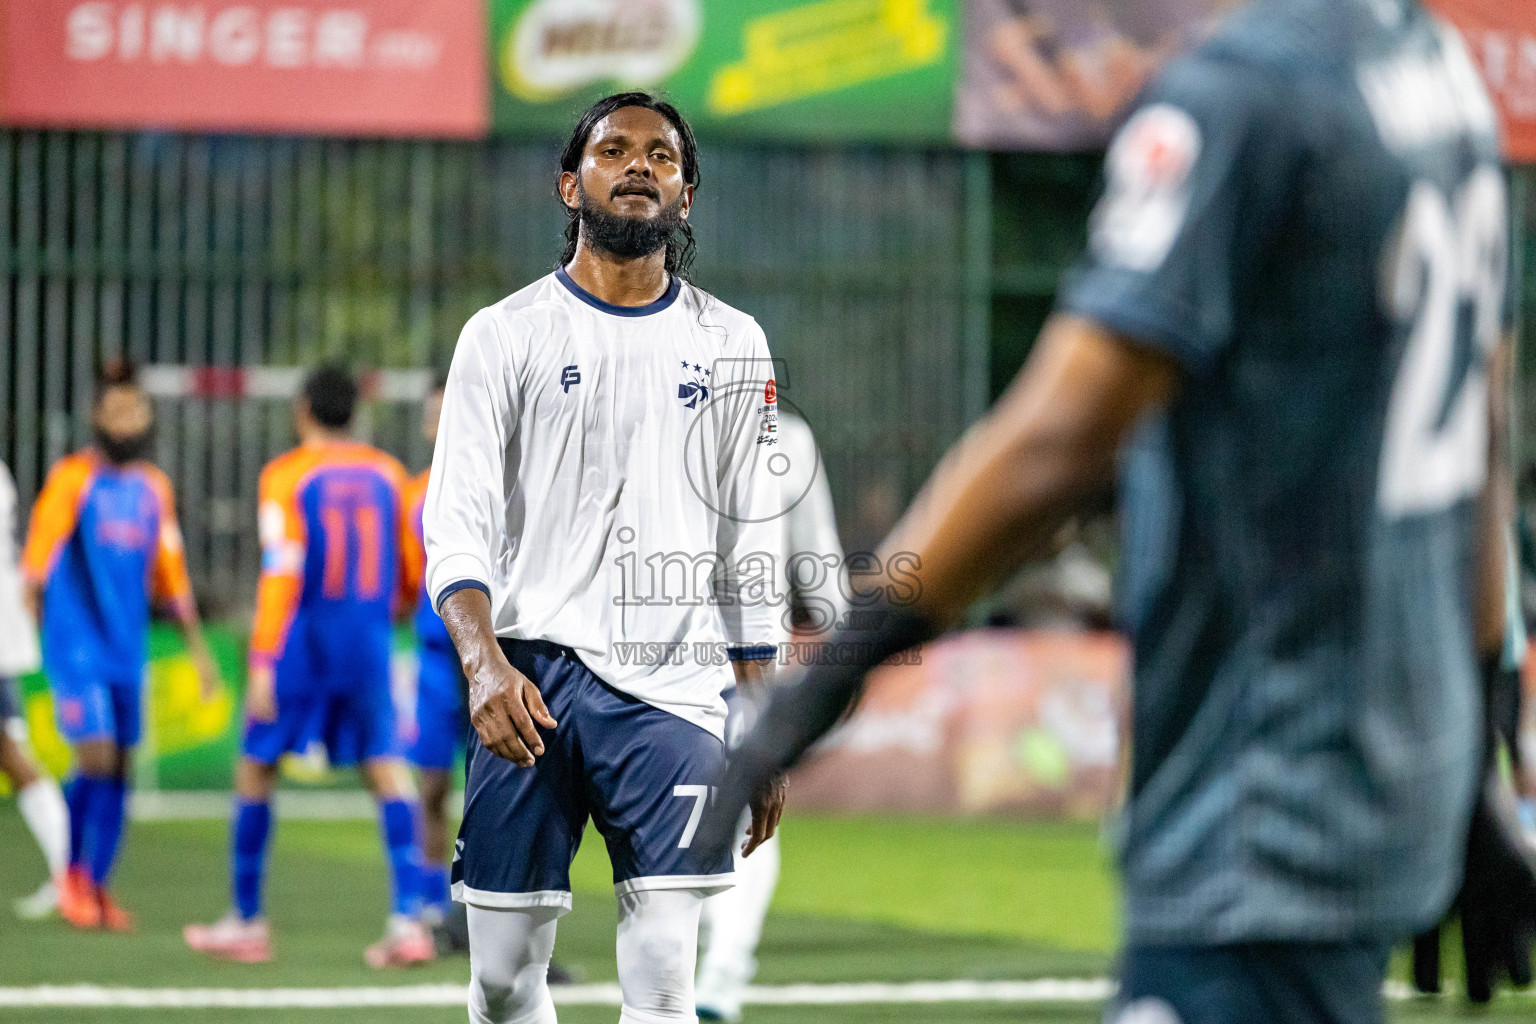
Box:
[1,677,70,919]
[468,904,561,1024]
[50,672,113,927]
[695,829,780,1022]
[360,754,434,966]
[184,680,309,961]
[72,736,133,930]
[461,640,588,1009]
[2,736,70,919]
[55,682,135,929]
[616,888,709,1024]
[183,758,278,960]
[410,646,464,922]
[418,766,454,917]
[92,681,146,926]
[579,666,735,1023]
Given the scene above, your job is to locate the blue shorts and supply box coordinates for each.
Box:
[1109,941,1390,1024]
[50,670,142,748]
[411,644,468,771]
[453,639,735,913]
[243,634,400,767]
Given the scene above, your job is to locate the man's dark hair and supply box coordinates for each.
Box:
[558,92,700,279]
[93,358,140,405]
[303,363,357,429]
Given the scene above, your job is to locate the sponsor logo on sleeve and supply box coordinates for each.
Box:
[1090,103,1201,273]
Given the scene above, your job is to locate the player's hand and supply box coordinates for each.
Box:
[743,772,787,858]
[245,665,278,724]
[698,743,780,863]
[193,649,222,704]
[1458,776,1536,1002]
[467,652,557,767]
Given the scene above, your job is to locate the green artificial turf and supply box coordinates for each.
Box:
[0,806,1532,1023]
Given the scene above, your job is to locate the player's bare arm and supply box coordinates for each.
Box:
[178,608,222,704]
[440,586,556,767]
[698,315,1178,857]
[884,314,1177,626]
[732,658,785,857]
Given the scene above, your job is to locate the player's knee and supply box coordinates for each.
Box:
[362,758,415,800]
[420,769,450,813]
[73,740,117,778]
[234,758,277,800]
[0,736,37,785]
[617,892,702,1020]
[469,956,547,1024]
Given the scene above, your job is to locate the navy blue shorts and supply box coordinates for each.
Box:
[453,639,735,913]
[410,643,468,771]
[1108,941,1389,1024]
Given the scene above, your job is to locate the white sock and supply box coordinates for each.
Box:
[616,888,706,1024]
[467,904,560,1024]
[698,832,780,1001]
[17,777,69,875]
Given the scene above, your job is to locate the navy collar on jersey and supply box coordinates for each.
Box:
[556,264,680,317]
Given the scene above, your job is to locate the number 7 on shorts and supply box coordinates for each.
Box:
[673,785,710,848]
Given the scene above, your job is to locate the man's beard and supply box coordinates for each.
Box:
[95,425,154,465]
[576,180,685,261]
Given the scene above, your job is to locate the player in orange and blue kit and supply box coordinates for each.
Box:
[184,364,433,968]
[22,362,221,932]
[400,380,467,927]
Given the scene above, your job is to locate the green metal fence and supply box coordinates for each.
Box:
[0,131,991,614]
[3,128,1533,616]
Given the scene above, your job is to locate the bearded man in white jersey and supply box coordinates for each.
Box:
[424,93,788,1024]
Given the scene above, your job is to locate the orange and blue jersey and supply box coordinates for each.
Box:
[402,467,466,771]
[244,440,414,767]
[250,440,414,677]
[22,450,194,688]
[402,469,451,654]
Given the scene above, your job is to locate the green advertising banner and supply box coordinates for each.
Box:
[489,0,960,144]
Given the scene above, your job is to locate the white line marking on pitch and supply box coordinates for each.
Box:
[0,981,1113,1009]
[0,979,1521,1009]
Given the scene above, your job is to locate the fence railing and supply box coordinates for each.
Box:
[0,130,988,616]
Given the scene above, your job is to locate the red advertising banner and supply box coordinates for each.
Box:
[0,1,488,138]
[1428,0,1536,163]
[791,629,1129,820]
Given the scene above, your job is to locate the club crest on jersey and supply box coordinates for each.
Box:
[678,360,712,409]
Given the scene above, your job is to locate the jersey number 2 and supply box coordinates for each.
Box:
[1377,168,1506,518]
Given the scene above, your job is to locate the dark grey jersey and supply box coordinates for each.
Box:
[1059,0,1507,944]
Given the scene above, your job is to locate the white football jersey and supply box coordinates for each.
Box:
[771,413,847,645]
[0,461,41,678]
[425,268,783,738]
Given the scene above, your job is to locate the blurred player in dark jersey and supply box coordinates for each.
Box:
[23,362,220,930]
[185,365,432,968]
[705,2,1534,1021]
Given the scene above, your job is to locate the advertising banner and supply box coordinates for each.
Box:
[12,624,421,792]
[954,0,1235,151]
[488,0,961,144]
[1427,0,1536,163]
[790,629,1129,819]
[0,1,488,137]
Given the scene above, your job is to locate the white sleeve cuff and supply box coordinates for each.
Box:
[427,552,493,611]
